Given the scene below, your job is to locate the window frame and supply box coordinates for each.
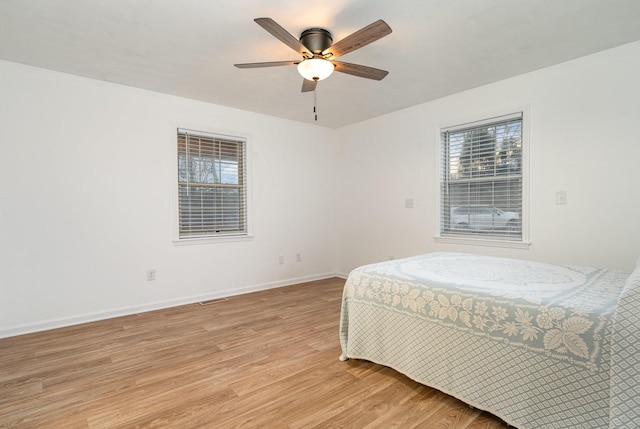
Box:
[434,108,530,249]
[172,127,253,244]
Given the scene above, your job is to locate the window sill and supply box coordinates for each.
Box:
[434,235,531,250]
[173,234,254,246]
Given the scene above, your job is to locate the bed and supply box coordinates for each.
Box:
[339,252,640,428]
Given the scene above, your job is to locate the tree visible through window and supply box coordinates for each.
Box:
[440,113,523,241]
[177,129,247,238]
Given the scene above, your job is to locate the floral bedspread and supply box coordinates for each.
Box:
[342,252,629,370]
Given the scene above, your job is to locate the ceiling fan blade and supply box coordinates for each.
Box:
[301,79,317,92]
[254,18,309,55]
[234,60,299,68]
[333,61,389,80]
[323,19,392,58]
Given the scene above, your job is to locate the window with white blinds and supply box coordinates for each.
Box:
[177,128,247,238]
[440,113,523,241]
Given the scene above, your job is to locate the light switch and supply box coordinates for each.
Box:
[405,198,414,209]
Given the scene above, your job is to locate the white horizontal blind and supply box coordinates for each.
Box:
[440,113,523,241]
[177,129,247,238]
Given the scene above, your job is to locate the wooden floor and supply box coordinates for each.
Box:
[0,278,510,428]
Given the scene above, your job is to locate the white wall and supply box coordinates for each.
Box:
[0,60,338,337]
[335,41,640,274]
[3,40,640,337]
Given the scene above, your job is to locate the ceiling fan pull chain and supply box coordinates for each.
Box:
[314,87,318,121]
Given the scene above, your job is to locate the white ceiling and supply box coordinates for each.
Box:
[1,0,640,129]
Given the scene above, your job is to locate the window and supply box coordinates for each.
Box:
[177,128,247,239]
[439,112,524,243]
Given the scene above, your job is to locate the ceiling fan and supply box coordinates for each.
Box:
[234,18,392,93]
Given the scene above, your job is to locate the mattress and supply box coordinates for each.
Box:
[339,252,637,428]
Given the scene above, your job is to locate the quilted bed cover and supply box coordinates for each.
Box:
[339,252,640,428]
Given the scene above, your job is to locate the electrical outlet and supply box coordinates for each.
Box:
[278,255,284,265]
[146,269,156,281]
[296,253,302,262]
[556,191,567,205]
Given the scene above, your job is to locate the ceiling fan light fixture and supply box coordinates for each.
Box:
[297,58,334,81]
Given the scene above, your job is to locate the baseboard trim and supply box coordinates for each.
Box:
[0,272,342,339]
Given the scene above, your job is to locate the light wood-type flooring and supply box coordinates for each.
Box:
[0,277,510,428]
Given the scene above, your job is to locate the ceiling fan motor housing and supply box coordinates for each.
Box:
[300,28,333,55]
